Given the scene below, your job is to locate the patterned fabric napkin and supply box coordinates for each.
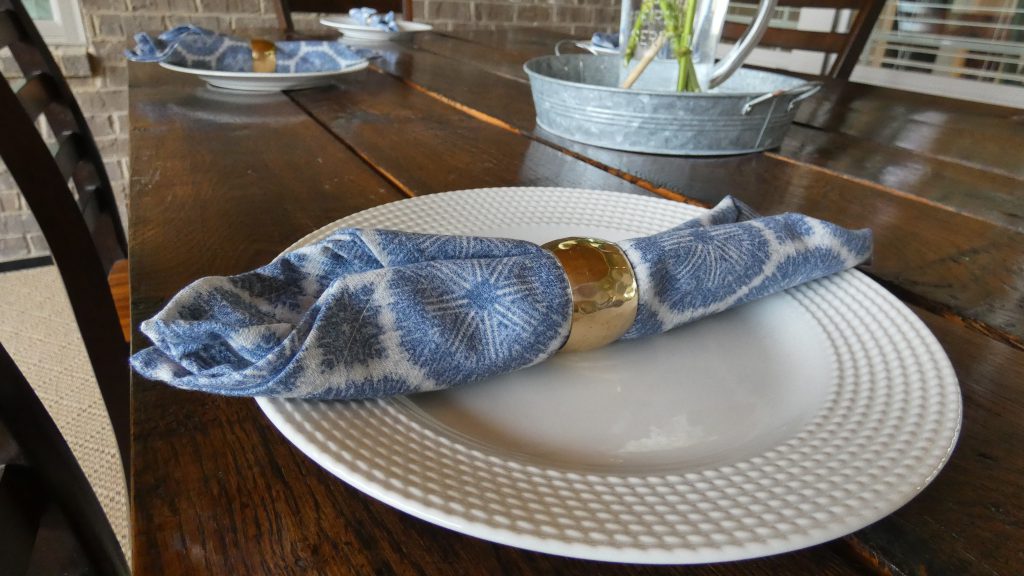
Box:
[131,196,871,400]
[125,25,367,73]
[348,7,399,31]
[591,32,620,50]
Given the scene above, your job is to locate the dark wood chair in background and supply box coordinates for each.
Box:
[723,0,887,78]
[0,0,129,479]
[0,345,129,576]
[275,0,414,34]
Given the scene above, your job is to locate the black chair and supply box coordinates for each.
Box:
[0,344,129,575]
[274,0,414,34]
[0,0,129,479]
[723,0,887,78]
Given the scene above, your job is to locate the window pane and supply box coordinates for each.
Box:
[24,0,54,21]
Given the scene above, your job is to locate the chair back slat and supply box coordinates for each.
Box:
[79,192,126,272]
[39,98,79,140]
[775,0,864,8]
[2,4,126,257]
[61,145,118,267]
[0,346,128,576]
[1,80,121,279]
[13,74,55,123]
[0,463,47,575]
[722,0,886,78]
[54,135,105,222]
[74,161,103,210]
[0,9,16,48]
[724,24,848,53]
[0,0,129,479]
[53,133,82,183]
[831,0,886,78]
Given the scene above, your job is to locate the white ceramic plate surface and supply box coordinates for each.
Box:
[256,187,962,564]
[319,15,433,41]
[158,60,368,92]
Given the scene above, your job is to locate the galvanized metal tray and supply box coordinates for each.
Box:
[524,54,821,156]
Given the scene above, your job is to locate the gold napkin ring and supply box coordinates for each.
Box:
[250,39,276,73]
[542,237,638,353]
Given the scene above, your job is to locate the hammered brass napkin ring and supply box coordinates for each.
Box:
[542,237,638,352]
[250,38,276,73]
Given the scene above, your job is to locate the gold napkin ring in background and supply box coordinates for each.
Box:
[542,237,638,353]
[250,39,276,73]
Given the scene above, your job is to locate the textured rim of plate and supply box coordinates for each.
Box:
[256,187,962,564]
[158,60,369,79]
[319,16,433,35]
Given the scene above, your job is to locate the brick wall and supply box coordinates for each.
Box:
[0,0,617,263]
[424,0,618,35]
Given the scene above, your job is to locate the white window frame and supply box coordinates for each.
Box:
[29,0,88,46]
[722,3,1024,108]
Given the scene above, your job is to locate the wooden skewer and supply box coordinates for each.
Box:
[620,32,668,89]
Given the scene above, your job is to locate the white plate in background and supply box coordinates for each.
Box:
[320,14,433,42]
[159,60,368,92]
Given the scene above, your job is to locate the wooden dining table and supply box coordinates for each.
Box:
[127,27,1024,575]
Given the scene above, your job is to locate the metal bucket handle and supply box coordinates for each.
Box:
[555,39,579,56]
[741,81,823,115]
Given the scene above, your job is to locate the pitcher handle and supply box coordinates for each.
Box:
[710,0,778,89]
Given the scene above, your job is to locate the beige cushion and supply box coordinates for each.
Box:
[0,265,130,563]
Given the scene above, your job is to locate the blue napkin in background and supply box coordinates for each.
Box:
[348,7,399,31]
[125,25,367,73]
[131,196,871,400]
[591,32,619,50]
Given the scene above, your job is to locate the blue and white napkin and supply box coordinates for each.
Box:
[591,32,619,50]
[348,7,399,31]
[131,196,871,400]
[125,25,367,73]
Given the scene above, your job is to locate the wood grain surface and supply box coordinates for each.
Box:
[108,258,130,342]
[128,30,1024,576]
[289,70,651,197]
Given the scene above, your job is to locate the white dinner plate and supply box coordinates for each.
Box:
[256,187,961,564]
[158,60,368,92]
[319,14,433,41]
[575,40,619,55]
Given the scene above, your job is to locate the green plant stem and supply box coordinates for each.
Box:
[621,32,668,89]
[677,55,688,92]
[623,0,702,92]
[677,0,699,92]
[624,0,655,63]
[657,0,680,41]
